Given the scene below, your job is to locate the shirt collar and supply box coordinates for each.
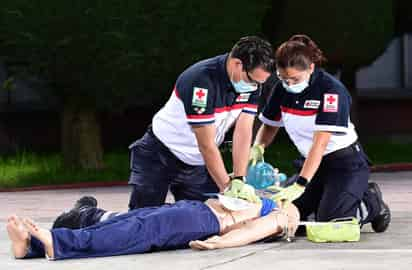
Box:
[309,67,322,86]
[218,53,234,91]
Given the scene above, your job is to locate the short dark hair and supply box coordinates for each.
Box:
[230,36,274,73]
[275,34,327,70]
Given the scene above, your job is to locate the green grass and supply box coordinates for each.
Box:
[362,138,412,165]
[268,138,412,174]
[223,138,412,177]
[0,151,129,188]
[1,138,411,189]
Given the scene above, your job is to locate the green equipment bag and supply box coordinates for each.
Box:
[304,217,360,243]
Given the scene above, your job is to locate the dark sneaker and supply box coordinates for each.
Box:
[52,209,82,229]
[368,182,391,233]
[52,196,98,229]
[73,196,98,211]
[294,224,307,237]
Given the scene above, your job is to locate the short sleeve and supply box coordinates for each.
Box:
[239,90,259,115]
[259,82,284,127]
[175,73,216,125]
[314,88,351,133]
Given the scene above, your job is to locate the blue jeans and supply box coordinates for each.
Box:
[25,200,220,260]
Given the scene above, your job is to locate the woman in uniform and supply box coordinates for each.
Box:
[250,34,390,232]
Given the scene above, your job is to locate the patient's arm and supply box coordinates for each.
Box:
[190,203,299,250]
[189,211,284,250]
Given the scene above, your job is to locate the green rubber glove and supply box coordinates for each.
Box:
[271,183,305,203]
[224,179,261,204]
[249,144,265,166]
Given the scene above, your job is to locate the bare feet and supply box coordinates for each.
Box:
[6,215,30,258]
[23,218,54,259]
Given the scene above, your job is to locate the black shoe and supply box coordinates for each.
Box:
[52,209,82,229]
[368,182,391,233]
[73,196,98,211]
[52,196,98,229]
[294,224,307,237]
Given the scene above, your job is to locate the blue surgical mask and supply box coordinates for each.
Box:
[282,80,309,94]
[232,79,258,93]
[230,70,258,93]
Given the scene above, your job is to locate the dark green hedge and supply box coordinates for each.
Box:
[263,0,394,70]
[394,0,412,34]
[0,1,271,108]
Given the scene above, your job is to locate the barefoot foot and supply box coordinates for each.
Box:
[23,218,54,259]
[6,215,30,258]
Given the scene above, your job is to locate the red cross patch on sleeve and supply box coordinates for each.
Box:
[192,87,208,108]
[323,93,338,112]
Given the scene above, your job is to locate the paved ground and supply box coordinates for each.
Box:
[1,172,412,270]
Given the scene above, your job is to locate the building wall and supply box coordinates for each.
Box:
[356,34,412,90]
[357,97,412,136]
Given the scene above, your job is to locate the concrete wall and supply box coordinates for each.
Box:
[356,34,412,91]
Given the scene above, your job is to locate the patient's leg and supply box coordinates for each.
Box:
[6,215,30,258]
[23,218,54,259]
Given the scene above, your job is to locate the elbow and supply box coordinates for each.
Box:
[198,141,217,155]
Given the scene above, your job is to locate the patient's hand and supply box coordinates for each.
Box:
[189,236,222,250]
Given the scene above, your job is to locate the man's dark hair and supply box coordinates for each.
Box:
[230,36,274,73]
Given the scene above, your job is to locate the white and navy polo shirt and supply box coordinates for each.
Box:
[152,54,259,165]
[259,68,358,158]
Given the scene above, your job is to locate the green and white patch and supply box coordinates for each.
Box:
[192,87,208,108]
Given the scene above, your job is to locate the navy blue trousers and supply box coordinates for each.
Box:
[25,200,220,260]
[293,143,380,224]
[128,125,219,209]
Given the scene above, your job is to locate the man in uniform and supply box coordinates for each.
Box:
[53,36,275,228]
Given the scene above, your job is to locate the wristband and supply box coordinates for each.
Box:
[296,176,309,187]
[230,176,246,182]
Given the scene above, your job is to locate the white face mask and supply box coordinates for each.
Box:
[281,79,309,94]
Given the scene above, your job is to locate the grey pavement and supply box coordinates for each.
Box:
[1,172,412,270]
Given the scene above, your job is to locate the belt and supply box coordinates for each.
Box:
[323,141,362,162]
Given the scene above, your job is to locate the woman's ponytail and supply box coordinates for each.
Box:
[275,34,327,70]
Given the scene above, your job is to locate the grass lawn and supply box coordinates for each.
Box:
[1,138,412,189]
[0,151,129,188]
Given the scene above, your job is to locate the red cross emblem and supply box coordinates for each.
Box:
[327,95,336,104]
[196,89,206,100]
[192,87,208,107]
[323,93,338,112]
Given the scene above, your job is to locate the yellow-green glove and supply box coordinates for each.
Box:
[271,183,305,203]
[224,179,261,204]
[249,144,265,166]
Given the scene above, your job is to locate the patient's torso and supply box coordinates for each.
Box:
[204,199,261,234]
